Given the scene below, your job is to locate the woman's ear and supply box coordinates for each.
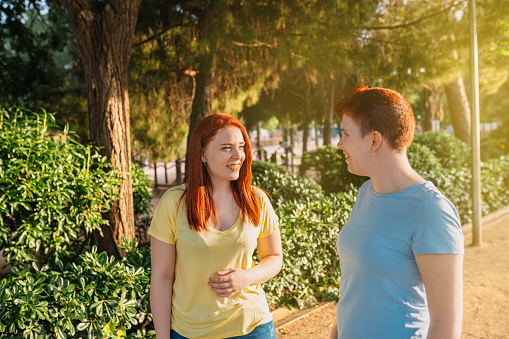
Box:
[371,131,383,151]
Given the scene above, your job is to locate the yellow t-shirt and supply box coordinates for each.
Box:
[148,184,279,339]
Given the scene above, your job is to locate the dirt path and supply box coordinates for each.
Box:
[274,207,509,338]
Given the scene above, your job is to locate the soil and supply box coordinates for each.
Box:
[273,207,509,339]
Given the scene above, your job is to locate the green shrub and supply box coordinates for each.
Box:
[407,143,444,185]
[132,162,154,238]
[0,239,154,338]
[480,155,509,213]
[263,190,357,308]
[413,131,470,169]
[0,108,121,268]
[251,161,323,204]
[435,167,472,223]
[299,146,368,195]
[131,162,153,218]
[480,137,508,161]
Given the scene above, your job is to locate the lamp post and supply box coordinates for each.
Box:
[470,0,482,246]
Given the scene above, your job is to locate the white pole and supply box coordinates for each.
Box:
[469,0,482,246]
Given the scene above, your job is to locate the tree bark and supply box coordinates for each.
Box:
[322,76,335,146]
[185,50,217,177]
[301,84,312,154]
[422,85,434,132]
[66,0,141,258]
[256,121,262,160]
[444,76,471,143]
[315,124,320,148]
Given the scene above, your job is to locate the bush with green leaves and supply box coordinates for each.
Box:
[299,146,367,195]
[480,155,509,214]
[132,162,154,237]
[435,167,472,223]
[251,161,323,204]
[262,190,357,308]
[0,239,154,338]
[131,162,153,218]
[413,131,470,169]
[407,142,444,185]
[480,137,508,161]
[0,108,121,268]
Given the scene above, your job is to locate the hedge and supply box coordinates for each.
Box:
[0,108,121,268]
[2,117,509,337]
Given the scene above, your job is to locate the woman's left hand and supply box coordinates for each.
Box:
[208,268,250,297]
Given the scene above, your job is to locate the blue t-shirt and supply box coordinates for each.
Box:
[336,180,464,339]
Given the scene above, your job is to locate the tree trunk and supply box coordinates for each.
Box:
[66,0,141,258]
[323,77,335,146]
[422,85,434,132]
[302,84,312,154]
[302,119,309,154]
[185,50,217,177]
[444,76,471,143]
[256,121,262,160]
[315,123,320,148]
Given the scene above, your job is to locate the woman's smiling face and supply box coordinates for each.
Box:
[337,115,373,177]
[202,126,246,186]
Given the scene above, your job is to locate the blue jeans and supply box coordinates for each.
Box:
[170,321,277,339]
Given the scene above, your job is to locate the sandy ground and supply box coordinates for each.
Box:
[274,207,509,338]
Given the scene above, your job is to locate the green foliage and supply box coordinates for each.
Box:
[131,162,153,219]
[481,137,509,161]
[264,190,357,308]
[0,2,89,141]
[294,135,509,225]
[413,132,471,169]
[0,108,121,268]
[251,161,323,204]
[131,163,154,241]
[480,155,509,213]
[251,161,358,308]
[407,142,444,185]
[0,239,154,338]
[435,167,473,223]
[299,146,368,195]
[1,123,508,336]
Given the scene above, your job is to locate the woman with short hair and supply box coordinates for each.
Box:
[330,86,464,339]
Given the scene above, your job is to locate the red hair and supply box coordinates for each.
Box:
[334,85,415,153]
[184,113,261,232]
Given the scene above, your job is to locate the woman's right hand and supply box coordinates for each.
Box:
[329,319,338,339]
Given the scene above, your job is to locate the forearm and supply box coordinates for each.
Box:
[150,276,173,339]
[246,254,283,285]
[427,318,462,339]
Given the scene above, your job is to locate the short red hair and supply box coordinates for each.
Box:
[185,113,260,232]
[334,85,415,153]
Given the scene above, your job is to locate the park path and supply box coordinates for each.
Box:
[273,206,509,338]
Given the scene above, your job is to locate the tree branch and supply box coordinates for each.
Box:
[231,40,274,48]
[288,89,306,101]
[133,23,185,47]
[358,0,462,30]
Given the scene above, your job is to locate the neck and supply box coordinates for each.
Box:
[370,152,425,194]
[211,179,233,196]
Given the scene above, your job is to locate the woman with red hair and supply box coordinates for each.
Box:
[329,86,464,339]
[149,113,282,339]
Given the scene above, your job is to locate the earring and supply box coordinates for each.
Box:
[370,149,376,156]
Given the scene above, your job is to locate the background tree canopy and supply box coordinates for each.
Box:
[2,0,508,162]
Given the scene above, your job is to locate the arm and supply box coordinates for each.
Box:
[150,237,176,339]
[415,253,463,339]
[208,228,283,297]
